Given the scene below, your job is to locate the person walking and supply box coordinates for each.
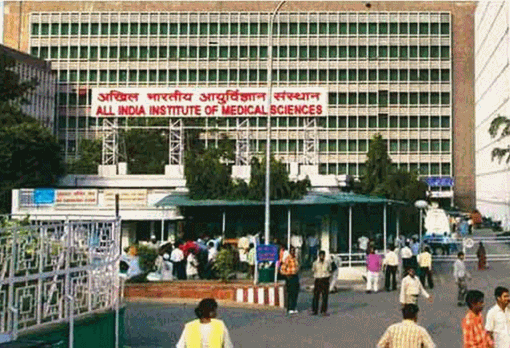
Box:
[411,238,420,270]
[462,290,494,348]
[311,250,332,316]
[306,234,319,267]
[176,298,233,348]
[280,246,300,314]
[186,250,199,280]
[417,246,434,289]
[477,242,487,270]
[366,247,383,293]
[171,242,186,280]
[485,286,510,348]
[383,245,399,292]
[329,255,340,293]
[246,243,256,280]
[377,304,436,348]
[454,251,472,306]
[400,242,413,277]
[400,267,433,307]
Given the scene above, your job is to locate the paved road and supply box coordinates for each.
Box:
[124,229,510,348]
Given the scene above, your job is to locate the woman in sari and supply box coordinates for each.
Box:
[476,241,487,270]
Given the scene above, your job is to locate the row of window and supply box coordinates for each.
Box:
[58,115,450,130]
[318,139,450,153]
[58,69,450,83]
[31,21,450,37]
[328,92,450,106]
[318,162,451,176]
[31,45,451,60]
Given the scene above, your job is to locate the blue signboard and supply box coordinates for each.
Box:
[256,244,279,263]
[424,177,454,187]
[33,188,55,205]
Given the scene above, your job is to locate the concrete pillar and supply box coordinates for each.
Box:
[150,221,155,239]
[320,215,330,256]
[121,221,137,250]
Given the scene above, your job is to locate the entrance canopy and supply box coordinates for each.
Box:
[155,191,406,208]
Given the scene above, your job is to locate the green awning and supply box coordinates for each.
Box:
[155,191,406,208]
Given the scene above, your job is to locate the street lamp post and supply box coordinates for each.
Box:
[415,200,428,245]
[264,0,286,245]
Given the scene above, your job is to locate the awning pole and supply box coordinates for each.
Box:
[222,210,226,240]
[383,204,387,254]
[287,208,291,251]
[349,205,352,268]
[396,209,400,245]
[161,217,164,244]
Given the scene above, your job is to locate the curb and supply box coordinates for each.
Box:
[125,297,284,311]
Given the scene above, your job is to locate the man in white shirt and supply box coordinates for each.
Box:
[454,251,471,306]
[383,245,399,292]
[417,247,434,289]
[400,268,433,307]
[171,243,186,280]
[485,286,510,348]
[205,241,218,279]
[400,243,413,277]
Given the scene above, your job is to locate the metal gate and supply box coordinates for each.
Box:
[0,217,122,347]
[430,236,510,262]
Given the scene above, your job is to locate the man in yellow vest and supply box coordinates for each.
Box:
[176,298,233,348]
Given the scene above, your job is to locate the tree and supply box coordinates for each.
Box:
[0,51,37,105]
[383,168,427,202]
[488,115,510,163]
[0,122,65,212]
[67,139,101,174]
[248,156,310,200]
[124,128,169,174]
[184,145,232,200]
[184,137,310,201]
[360,134,392,196]
[360,133,426,202]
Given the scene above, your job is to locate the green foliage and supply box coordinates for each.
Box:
[124,128,169,174]
[185,142,233,200]
[0,122,64,186]
[0,51,38,105]
[488,115,510,164]
[213,248,235,282]
[383,168,428,202]
[67,139,101,174]
[184,140,311,201]
[360,134,393,195]
[359,133,426,202]
[134,244,159,273]
[248,156,311,200]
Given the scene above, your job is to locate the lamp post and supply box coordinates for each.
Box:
[264,0,286,245]
[414,200,428,245]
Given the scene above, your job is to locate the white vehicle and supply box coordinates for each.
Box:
[422,202,458,255]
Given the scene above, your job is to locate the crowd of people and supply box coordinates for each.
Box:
[154,236,259,281]
[172,236,509,348]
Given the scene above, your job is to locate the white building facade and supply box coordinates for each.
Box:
[475,1,510,229]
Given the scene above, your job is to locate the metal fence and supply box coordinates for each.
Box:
[0,217,122,347]
[331,235,510,266]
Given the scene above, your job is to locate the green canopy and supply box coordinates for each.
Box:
[155,191,405,208]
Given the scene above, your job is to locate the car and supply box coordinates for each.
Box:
[422,234,459,255]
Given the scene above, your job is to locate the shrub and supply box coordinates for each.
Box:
[213,248,235,282]
[134,244,159,273]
